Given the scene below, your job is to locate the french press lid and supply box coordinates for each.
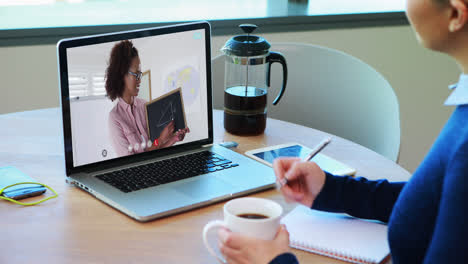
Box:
[222,24,271,57]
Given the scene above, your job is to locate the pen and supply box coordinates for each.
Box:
[277,137,332,189]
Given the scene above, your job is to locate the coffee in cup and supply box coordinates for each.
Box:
[237,213,269,219]
[202,197,283,263]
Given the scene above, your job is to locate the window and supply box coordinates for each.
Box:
[68,71,106,99]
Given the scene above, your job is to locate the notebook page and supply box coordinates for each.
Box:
[281,205,390,263]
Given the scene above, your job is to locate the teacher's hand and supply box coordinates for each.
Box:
[159,120,175,144]
[163,127,190,147]
[176,127,190,141]
[218,225,291,264]
[273,157,326,208]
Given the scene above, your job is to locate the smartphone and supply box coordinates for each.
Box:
[0,166,47,200]
[245,143,357,176]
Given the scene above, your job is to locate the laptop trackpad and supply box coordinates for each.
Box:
[173,175,236,199]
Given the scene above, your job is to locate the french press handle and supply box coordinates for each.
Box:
[267,51,288,105]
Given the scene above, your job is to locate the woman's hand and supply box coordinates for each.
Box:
[144,121,177,151]
[176,127,190,141]
[218,225,291,264]
[273,157,326,208]
[145,123,191,151]
[162,127,190,147]
[159,120,175,144]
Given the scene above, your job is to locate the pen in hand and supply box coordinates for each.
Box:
[276,137,332,189]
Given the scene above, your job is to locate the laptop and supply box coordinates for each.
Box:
[57,21,275,222]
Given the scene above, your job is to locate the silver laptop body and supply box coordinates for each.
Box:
[57,22,275,222]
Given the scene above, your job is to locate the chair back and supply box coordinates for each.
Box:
[212,43,400,162]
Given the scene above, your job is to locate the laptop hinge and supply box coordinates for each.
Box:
[202,143,214,148]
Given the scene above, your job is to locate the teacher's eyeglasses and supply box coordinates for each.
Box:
[128,71,143,81]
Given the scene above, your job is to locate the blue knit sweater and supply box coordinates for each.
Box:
[270,105,468,264]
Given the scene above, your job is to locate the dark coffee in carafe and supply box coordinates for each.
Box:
[221,24,287,136]
[224,86,267,135]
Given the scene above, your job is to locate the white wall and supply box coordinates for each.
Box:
[0,25,459,172]
[70,98,117,166]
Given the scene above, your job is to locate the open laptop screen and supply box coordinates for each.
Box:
[58,23,211,169]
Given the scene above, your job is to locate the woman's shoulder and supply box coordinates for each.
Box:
[108,102,124,123]
[439,106,468,149]
[109,102,119,114]
[445,115,468,177]
[452,105,468,124]
[452,106,468,143]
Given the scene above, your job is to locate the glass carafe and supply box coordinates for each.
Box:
[222,24,287,135]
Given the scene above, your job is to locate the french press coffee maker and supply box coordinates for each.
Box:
[222,24,288,135]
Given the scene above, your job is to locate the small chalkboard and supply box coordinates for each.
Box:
[145,88,187,142]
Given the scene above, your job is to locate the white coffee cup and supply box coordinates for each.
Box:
[202,197,283,263]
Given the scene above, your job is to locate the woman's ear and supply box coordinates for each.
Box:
[449,0,468,32]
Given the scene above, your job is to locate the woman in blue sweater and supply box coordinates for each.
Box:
[217,0,468,263]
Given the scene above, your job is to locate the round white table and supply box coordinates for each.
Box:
[0,108,410,264]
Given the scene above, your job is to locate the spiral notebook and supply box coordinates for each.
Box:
[281,205,390,264]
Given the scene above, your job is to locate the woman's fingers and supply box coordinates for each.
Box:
[275,225,290,244]
[274,159,309,203]
[178,131,185,140]
[273,158,300,182]
[219,242,244,264]
[284,161,305,182]
[272,159,285,182]
[218,229,243,263]
[161,121,175,139]
[218,228,243,250]
[280,183,305,202]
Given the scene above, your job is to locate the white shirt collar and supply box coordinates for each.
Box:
[445,74,468,106]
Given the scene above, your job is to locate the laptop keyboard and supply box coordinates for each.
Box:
[95,151,239,193]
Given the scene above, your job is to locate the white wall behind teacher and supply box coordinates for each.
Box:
[0,25,459,173]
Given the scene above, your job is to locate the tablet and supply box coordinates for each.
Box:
[245,143,356,176]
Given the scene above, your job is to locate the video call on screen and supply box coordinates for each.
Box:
[67,29,209,167]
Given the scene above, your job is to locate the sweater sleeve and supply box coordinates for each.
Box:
[422,147,468,263]
[312,172,406,222]
[269,253,299,264]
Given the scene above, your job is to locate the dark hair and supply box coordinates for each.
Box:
[105,40,139,101]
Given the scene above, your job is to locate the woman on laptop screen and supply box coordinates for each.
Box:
[105,40,190,157]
